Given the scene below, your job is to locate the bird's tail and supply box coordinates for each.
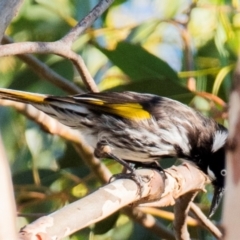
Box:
[0,87,47,104]
[0,88,91,128]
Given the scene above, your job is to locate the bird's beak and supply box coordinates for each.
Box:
[209,186,224,218]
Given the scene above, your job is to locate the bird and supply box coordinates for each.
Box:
[0,88,227,217]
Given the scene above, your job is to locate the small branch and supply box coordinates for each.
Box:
[181,3,196,91]
[170,2,197,91]
[67,51,99,92]
[140,207,199,226]
[61,0,115,45]
[195,91,227,108]
[0,41,54,56]
[2,36,83,94]
[190,203,222,239]
[0,41,98,92]
[181,28,196,91]
[0,0,116,92]
[173,192,198,240]
[140,164,209,207]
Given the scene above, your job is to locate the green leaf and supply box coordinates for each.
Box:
[112,78,193,103]
[13,169,60,187]
[57,143,82,167]
[99,41,180,82]
[98,42,193,103]
[129,222,160,240]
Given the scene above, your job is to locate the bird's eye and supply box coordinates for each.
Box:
[221,169,226,176]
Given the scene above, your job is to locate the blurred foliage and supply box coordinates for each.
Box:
[0,0,238,239]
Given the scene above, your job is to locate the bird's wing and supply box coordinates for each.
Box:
[0,88,155,120]
[69,92,153,120]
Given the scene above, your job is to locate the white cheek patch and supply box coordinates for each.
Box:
[212,131,228,152]
[207,166,216,180]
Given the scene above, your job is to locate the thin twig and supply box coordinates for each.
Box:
[0,40,98,92]
[0,0,116,92]
[181,27,196,91]
[195,91,227,107]
[190,203,222,239]
[173,192,198,240]
[140,206,199,226]
[67,51,99,92]
[169,2,197,91]
[2,36,83,94]
[61,0,115,45]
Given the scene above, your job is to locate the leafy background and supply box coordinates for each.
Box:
[0,0,238,239]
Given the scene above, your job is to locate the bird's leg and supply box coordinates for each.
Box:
[94,140,143,193]
[133,161,167,180]
[94,139,134,172]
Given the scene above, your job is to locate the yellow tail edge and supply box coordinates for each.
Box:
[0,88,46,104]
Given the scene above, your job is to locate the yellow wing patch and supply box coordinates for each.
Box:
[81,97,151,119]
[84,99,151,120]
[84,100,151,120]
[106,103,151,119]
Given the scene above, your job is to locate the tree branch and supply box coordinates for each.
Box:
[140,206,199,226]
[173,192,198,240]
[17,162,215,240]
[0,0,116,93]
[61,0,115,45]
[190,203,222,238]
[140,164,209,207]
[0,40,98,92]
[18,169,164,240]
[2,36,84,94]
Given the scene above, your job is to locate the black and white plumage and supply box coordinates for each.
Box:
[0,88,227,217]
